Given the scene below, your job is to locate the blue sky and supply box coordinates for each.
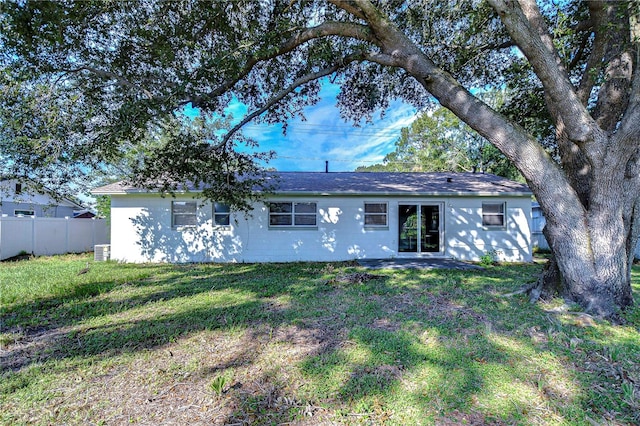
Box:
[212,82,418,172]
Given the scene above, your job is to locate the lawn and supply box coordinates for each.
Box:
[1,254,639,425]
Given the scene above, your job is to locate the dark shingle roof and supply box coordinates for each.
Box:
[92,172,530,196]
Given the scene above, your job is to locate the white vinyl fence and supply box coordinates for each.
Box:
[0,216,109,260]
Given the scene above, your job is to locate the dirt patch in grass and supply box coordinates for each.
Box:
[435,409,508,425]
[327,272,384,285]
[108,324,342,425]
[369,318,401,332]
[1,324,76,372]
[1,253,34,262]
[375,291,488,328]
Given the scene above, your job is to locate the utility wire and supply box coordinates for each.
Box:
[242,124,405,138]
[274,155,416,165]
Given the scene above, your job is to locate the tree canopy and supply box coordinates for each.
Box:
[1,0,639,317]
[0,0,523,192]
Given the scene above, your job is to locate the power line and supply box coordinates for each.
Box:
[242,124,407,138]
[274,155,415,165]
[247,122,406,131]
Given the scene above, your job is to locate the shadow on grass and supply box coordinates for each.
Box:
[1,259,639,424]
[1,262,323,369]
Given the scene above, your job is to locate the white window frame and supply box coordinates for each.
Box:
[214,202,231,226]
[364,202,388,228]
[482,202,506,228]
[269,202,317,228]
[171,201,197,228]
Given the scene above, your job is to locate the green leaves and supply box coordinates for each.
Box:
[358,99,521,180]
[125,114,275,213]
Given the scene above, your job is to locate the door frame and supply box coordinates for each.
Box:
[397,202,445,256]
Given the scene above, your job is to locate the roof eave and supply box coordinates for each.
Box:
[90,188,195,196]
[268,190,532,197]
[93,189,531,197]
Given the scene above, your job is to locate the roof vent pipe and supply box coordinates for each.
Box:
[325,160,329,173]
[446,177,452,183]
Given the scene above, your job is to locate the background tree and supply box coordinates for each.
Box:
[1,0,639,318]
[95,195,111,222]
[357,104,521,180]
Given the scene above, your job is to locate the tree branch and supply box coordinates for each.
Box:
[361,51,402,67]
[327,0,367,20]
[336,0,565,196]
[575,9,607,105]
[64,66,154,99]
[481,40,515,51]
[487,0,594,144]
[190,21,375,108]
[618,58,640,139]
[590,2,635,132]
[567,32,591,72]
[617,4,640,138]
[218,53,363,147]
[334,0,412,50]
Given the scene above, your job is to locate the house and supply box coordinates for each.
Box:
[0,178,84,218]
[91,172,533,263]
[531,202,550,251]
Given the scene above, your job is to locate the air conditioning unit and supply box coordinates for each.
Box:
[94,244,111,261]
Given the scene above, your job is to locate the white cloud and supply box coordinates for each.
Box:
[218,82,417,171]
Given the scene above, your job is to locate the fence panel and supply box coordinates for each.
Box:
[0,216,109,260]
[34,218,66,256]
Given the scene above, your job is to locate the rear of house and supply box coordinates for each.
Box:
[93,172,533,263]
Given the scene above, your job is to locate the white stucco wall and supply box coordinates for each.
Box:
[446,197,532,261]
[109,193,532,263]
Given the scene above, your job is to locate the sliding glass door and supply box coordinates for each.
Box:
[398,204,442,254]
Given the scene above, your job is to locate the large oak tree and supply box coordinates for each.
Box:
[1,0,639,318]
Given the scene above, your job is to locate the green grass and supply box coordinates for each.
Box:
[1,254,639,425]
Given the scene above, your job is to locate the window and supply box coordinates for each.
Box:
[172,201,197,227]
[269,202,317,227]
[15,183,22,194]
[293,202,317,226]
[364,203,388,227]
[14,209,34,217]
[214,203,231,226]
[482,202,505,227]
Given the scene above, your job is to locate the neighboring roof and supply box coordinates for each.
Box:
[73,209,97,218]
[92,172,531,196]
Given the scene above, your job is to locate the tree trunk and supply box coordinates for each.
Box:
[534,145,637,318]
[531,254,561,303]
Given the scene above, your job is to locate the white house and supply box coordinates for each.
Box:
[531,202,550,251]
[0,178,84,218]
[92,172,533,263]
